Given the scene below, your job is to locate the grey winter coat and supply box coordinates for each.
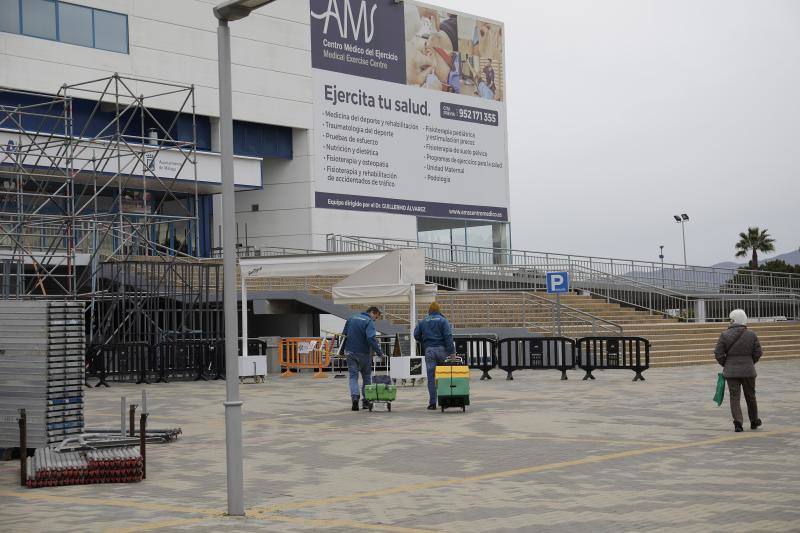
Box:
[714,324,762,378]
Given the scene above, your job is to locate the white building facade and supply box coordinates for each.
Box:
[0,0,511,257]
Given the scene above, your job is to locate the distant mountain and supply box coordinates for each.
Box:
[709,261,740,270]
[711,249,800,269]
[768,249,800,266]
[614,250,799,289]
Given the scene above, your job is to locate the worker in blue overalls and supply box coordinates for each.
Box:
[414,301,455,410]
[342,306,384,411]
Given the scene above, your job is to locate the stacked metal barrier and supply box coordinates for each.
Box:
[26,446,142,488]
[0,301,85,448]
[47,302,86,443]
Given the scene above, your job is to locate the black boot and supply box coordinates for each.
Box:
[734,421,743,432]
[751,419,762,430]
[352,400,359,411]
[426,404,437,410]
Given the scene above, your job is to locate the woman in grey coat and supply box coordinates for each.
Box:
[714,309,763,432]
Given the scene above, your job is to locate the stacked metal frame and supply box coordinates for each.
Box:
[0,76,227,352]
[0,300,85,448]
[0,74,200,302]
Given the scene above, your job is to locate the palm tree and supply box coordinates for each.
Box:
[735,227,775,269]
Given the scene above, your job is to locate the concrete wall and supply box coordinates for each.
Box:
[0,0,312,129]
[228,128,315,251]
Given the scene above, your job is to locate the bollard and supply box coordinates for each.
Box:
[120,396,126,437]
[139,412,148,479]
[129,404,137,437]
[18,408,27,487]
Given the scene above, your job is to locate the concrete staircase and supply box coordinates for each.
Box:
[622,322,800,367]
[244,276,800,368]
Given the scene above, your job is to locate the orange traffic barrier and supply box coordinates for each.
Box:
[279,338,332,378]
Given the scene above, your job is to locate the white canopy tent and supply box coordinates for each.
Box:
[237,249,436,359]
[332,249,437,357]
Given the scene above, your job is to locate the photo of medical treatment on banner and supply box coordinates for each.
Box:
[310,0,509,221]
[404,3,504,101]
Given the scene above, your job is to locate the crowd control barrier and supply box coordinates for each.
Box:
[497,337,577,380]
[88,342,151,387]
[576,337,650,381]
[279,338,332,378]
[454,336,498,380]
[152,340,222,383]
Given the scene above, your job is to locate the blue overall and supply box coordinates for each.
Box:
[342,312,383,401]
[414,312,455,406]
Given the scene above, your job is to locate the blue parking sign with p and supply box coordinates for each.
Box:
[546,272,569,294]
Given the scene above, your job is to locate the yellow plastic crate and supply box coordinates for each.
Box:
[435,365,470,380]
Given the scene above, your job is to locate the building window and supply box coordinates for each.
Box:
[58,1,91,47]
[0,0,21,34]
[0,0,128,53]
[21,0,56,40]
[92,8,127,53]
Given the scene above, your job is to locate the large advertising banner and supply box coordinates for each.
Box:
[310,0,509,221]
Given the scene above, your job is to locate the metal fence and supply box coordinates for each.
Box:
[577,337,650,381]
[325,234,800,297]
[497,337,577,380]
[425,258,799,322]
[89,260,224,347]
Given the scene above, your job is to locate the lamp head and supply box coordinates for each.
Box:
[214,0,275,21]
[673,215,681,222]
[681,213,689,221]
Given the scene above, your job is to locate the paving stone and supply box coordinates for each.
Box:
[0,361,798,532]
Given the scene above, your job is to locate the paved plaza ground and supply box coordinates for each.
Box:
[1,361,799,532]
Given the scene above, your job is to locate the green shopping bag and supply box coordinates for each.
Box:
[713,373,725,406]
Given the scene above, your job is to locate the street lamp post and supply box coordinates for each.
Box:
[673,214,689,266]
[659,245,664,288]
[214,0,276,516]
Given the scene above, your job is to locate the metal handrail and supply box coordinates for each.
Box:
[425,256,799,322]
[327,234,800,295]
[419,260,622,333]
[523,291,623,335]
[222,238,798,322]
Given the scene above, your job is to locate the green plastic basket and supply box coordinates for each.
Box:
[364,383,397,402]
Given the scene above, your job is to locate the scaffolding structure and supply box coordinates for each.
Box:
[0,75,223,347]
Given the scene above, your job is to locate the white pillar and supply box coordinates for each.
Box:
[409,284,416,357]
[241,276,249,357]
[694,299,706,323]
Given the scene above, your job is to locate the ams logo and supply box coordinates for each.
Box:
[311,0,377,44]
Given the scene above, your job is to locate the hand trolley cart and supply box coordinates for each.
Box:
[364,356,397,412]
[435,355,470,412]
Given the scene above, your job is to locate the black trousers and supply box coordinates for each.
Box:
[726,377,758,424]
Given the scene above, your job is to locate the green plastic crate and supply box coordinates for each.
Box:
[364,383,397,402]
[436,377,470,397]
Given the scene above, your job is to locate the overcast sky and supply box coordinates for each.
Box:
[429,0,799,266]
